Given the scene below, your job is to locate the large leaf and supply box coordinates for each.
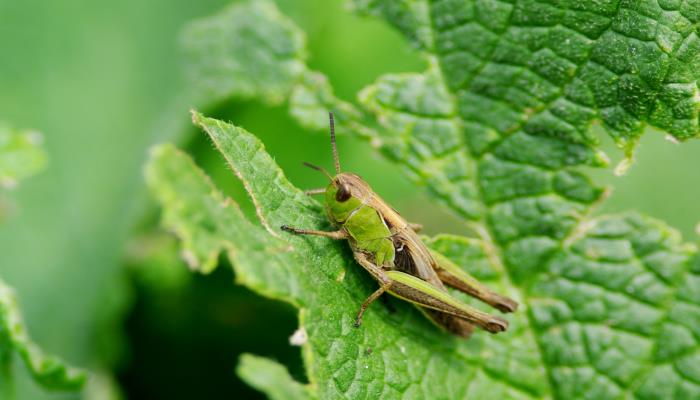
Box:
[163,1,700,399]
[354,0,700,149]
[354,1,700,398]
[146,116,536,399]
[147,114,699,399]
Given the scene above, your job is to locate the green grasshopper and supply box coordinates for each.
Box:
[281,113,517,337]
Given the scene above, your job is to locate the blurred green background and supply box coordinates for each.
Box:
[0,0,697,399]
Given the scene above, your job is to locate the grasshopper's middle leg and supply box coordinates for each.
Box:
[352,251,396,327]
[354,282,393,327]
[282,227,394,326]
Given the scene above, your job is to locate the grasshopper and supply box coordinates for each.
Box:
[281,113,517,337]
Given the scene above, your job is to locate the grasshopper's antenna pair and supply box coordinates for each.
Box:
[303,112,341,179]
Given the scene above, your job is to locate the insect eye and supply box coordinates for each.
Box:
[335,185,351,202]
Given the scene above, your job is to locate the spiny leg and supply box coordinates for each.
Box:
[430,249,518,313]
[354,282,393,327]
[280,225,348,240]
[352,248,507,334]
[350,250,396,326]
[437,267,517,313]
[422,309,474,338]
[386,270,508,333]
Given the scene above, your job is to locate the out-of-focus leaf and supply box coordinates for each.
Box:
[181,0,377,139]
[0,1,246,399]
[0,124,46,190]
[124,232,191,292]
[237,354,315,400]
[289,70,373,138]
[0,279,86,393]
[181,0,306,105]
[0,124,82,394]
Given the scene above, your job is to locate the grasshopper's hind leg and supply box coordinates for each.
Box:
[430,250,518,313]
[422,309,474,338]
[386,270,508,333]
[352,251,507,334]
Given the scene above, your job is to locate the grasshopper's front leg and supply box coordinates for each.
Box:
[281,225,349,240]
[303,188,326,196]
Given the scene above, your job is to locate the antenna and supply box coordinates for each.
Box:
[329,112,340,174]
[302,162,333,180]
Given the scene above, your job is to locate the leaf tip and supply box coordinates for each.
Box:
[664,134,680,145]
[593,150,611,168]
[190,109,204,125]
[613,155,634,176]
[148,143,171,159]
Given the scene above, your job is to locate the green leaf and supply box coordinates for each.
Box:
[0,279,87,393]
[237,354,316,400]
[165,1,700,399]
[0,123,47,190]
[350,0,434,50]
[181,0,307,105]
[146,115,534,399]
[0,124,83,394]
[181,0,376,140]
[354,1,700,398]
[356,0,700,152]
[147,113,699,399]
[289,70,372,137]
